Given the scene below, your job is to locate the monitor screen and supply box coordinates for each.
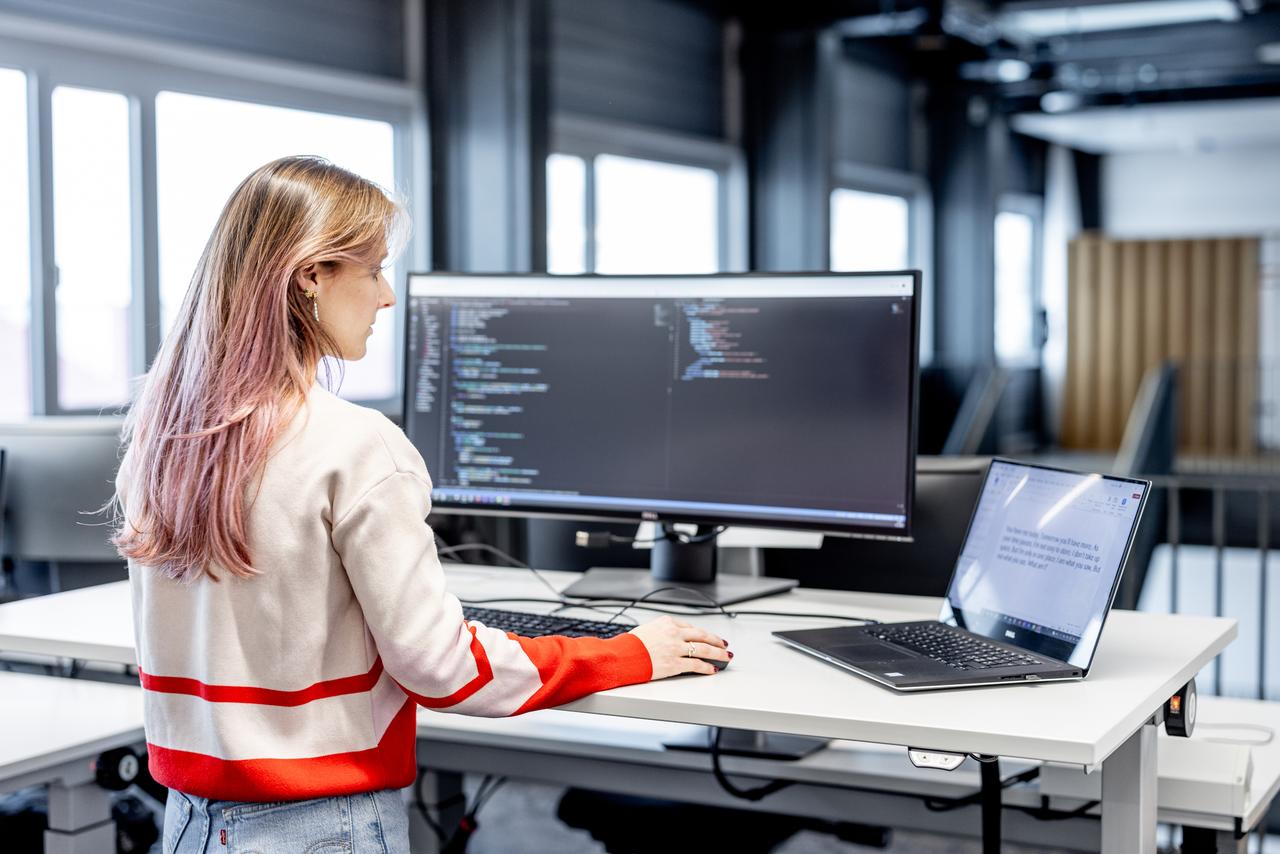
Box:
[940,459,1150,669]
[402,272,919,538]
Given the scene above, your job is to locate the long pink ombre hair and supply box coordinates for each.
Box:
[113,156,408,582]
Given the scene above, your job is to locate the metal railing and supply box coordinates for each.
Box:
[1138,469,1279,700]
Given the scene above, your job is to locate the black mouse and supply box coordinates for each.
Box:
[698,656,730,671]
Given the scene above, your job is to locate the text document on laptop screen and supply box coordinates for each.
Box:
[939,460,1147,668]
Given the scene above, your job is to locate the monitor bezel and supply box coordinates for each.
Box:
[937,457,1152,674]
[400,270,921,541]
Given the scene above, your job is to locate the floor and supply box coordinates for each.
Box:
[132,776,1280,853]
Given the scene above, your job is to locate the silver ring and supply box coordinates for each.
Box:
[687,643,696,658]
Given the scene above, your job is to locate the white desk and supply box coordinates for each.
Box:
[0,672,145,854]
[0,567,1238,853]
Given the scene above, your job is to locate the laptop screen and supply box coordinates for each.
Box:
[938,459,1149,669]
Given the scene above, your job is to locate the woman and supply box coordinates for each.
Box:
[113,156,728,853]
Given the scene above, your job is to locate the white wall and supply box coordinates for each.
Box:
[1103,146,1280,238]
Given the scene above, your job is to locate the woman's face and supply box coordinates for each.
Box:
[301,256,395,360]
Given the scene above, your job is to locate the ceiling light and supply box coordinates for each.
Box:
[1041,91,1084,113]
[995,59,1032,83]
[959,58,1032,83]
[999,0,1240,40]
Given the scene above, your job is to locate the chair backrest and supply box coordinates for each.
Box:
[942,366,1008,456]
[1115,361,1178,479]
[0,419,124,563]
[763,455,991,596]
[1111,362,1178,608]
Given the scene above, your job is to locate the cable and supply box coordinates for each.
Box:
[440,775,509,854]
[439,539,880,626]
[602,585,733,627]
[456,596,881,627]
[1007,796,1101,822]
[922,766,1040,812]
[436,543,566,602]
[724,608,881,625]
[1196,723,1275,746]
[412,768,468,842]
[576,524,727,549]
[708,727,795,801]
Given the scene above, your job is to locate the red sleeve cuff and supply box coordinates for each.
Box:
[511,631,652,714]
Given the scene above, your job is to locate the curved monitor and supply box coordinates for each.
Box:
[402,272,919,541]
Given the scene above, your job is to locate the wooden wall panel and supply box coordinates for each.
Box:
[1142,242,1165,375]
[1212,240,1238,455]
[1237,240,1260,454]
[1166,241,1190,452]
[1097,240,1122,448]
[1187,240,1214,453]
[1062,236,1260,458]
[1119,240,1145,444]
[1063,239,1085,448]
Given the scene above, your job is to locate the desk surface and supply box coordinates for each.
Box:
[0,566,1236,766]
[0,672,144,786]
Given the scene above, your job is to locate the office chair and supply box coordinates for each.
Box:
[764,456,991,597]
[942,366,1009,456]
[1111,362,1177,609]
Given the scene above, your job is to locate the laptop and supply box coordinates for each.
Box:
[774,459,1150,691]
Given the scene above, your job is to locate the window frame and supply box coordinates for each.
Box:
[550,115,747,274]
[994,191,1046,369]
[0,12,426,416]
[830,160,934,365]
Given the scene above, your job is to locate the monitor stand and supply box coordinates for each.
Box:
[560,524,797,607]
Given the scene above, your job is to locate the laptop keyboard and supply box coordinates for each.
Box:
[869,624,1040,670]
[462,606,629,639]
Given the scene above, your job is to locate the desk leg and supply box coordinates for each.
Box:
[43,781,116,854]
[1101,721,1157,854]
[408,769,465,854]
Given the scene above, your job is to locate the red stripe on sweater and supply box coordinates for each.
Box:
[400,624,496,708]
[512,632,652,715]
[139,659,385,707]
[147,698,418,802]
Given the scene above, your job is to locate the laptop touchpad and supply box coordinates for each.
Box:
[828,642,910,664]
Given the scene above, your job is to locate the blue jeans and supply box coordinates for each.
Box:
[162,788,409,854]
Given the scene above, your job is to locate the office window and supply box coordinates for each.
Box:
[594,155,718,274]
[995,208,1039,365]
[547,152,722,275]
[547,153,587,275]
[52,86,133,412]
[829,188,910,272]
[0,69,30,419]
[156,92,397,401]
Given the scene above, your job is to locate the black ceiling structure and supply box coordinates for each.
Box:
[717,0,1280,113]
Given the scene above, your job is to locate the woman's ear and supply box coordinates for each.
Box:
[296,263,319,293]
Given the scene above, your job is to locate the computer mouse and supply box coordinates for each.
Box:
[699,655,730,671]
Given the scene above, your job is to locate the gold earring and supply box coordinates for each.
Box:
[304,288,319,322]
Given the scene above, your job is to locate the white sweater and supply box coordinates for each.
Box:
[121,386,650,801]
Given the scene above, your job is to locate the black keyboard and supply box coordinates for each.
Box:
[869,624,1040,670]
[461,606,629,639]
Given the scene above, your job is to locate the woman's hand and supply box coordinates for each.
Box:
[629,615,730,679]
